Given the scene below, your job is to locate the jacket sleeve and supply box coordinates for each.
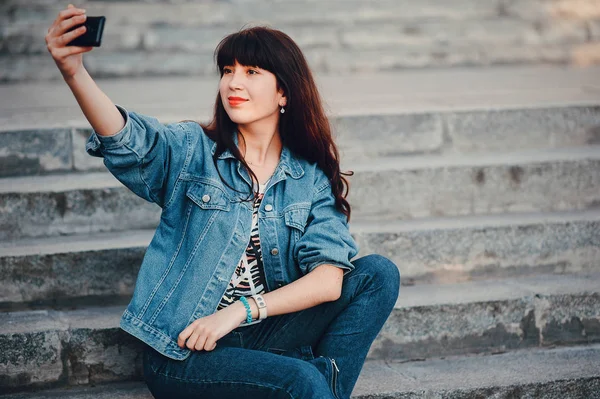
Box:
[85,104,190,210]
[294,169,360,276]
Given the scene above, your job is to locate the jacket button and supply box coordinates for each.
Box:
[202,194,211,202]
[271,248,279,255]
[265,204,273,211]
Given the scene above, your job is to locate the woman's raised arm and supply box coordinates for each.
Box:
[46,4,124,137]
[46,4,194,209]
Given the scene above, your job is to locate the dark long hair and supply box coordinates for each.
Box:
[199,26,354,222]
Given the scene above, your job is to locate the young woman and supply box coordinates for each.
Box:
[46,4,400,398]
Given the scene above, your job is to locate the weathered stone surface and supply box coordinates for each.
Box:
[1,0,598,82]
[2,367,600,398]
[0,129,73,178]
[0,173,160,241]
[536,293,600,346]
[0,330,63,389]
[354,346,600,398]
[0,0,501,31]
[443,105,600,153]
[0,307,143,392]
[1,105,596,175]
[348,148,600,221]
[376,299,538,360]
[1,275,599,392]
[65,328,143,386]
[1,147,599,239]
[2,212,598,307]
[368,274,600,361]
[340,18,587,49]
[351,210,600,282]
[0,244,144,309]
[2,65,598,129]
[333,113,445,158]
[1,40,592,83]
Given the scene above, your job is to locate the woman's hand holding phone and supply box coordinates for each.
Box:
[45,4,93,80]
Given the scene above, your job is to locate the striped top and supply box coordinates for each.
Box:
[216,178,271,326]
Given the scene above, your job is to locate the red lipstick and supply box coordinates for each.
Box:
[228,96,248,106]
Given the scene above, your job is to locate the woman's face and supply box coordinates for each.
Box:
[219,61,286,128]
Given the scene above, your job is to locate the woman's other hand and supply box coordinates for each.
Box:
[45,4,92,80]
[178,304,246,352]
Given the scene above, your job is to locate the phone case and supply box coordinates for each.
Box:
[66,16,106,47]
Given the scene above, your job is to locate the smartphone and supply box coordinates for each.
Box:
[66,16,106,47]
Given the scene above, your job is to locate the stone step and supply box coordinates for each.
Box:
[1,145,599,240]
[1,274,598,392]
[2,345,600,398]
[2,65,597,177]
[1,209,599,309]
[3,65,598,129]
[1,103,598,178]
[347,145,600,221]
[1,0,598,81]
[352,209,600,284]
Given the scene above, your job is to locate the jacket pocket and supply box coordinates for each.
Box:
[185,180,231,211]
[284,206,310,242]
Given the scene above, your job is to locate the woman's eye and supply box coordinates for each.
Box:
[248,69,258,75]
[222,68,232,74]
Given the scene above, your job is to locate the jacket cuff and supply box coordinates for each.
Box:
[85,104,132,156]
[307,261,354,276]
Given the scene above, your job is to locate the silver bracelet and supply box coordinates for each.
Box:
[251,294,268,320]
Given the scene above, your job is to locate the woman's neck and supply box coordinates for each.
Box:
[237,129,282,167]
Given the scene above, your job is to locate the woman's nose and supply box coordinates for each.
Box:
[228,72,244,90]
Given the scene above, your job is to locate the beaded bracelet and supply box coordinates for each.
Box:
[239,296,253,324]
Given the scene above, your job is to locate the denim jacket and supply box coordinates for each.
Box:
[85,105,360,361]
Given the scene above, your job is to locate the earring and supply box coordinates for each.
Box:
[280,107,285,114]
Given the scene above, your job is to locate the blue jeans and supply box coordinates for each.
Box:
[142,254,400,399]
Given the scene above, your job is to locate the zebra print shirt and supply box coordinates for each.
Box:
[216,178,271,326]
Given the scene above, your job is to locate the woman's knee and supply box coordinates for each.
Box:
[353,254,400,296]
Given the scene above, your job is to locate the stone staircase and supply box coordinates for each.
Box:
[2,0,600,82]
[1,63,600,397]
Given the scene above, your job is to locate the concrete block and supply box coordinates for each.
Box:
[0,129,73,178]
[351,210,600,282]
[443,105,600,153]
[369,275,600,361]
[82,51,216,79]
[333,113,444,159]
[0,243,145,308]
[341,19,535,49]
[536,293,600,346]
[0,330,63,388]
[0,173,161,241]
[0,307,143,392]
[348,148,600,220]
[481,43,570,64]
[2,147,599,240]
[354,345,600,398]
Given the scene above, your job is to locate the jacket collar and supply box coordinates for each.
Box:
[210,131,304,179]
